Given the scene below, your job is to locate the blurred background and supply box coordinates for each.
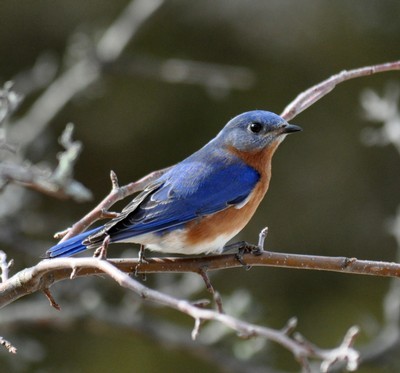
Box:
[1,1,400,372]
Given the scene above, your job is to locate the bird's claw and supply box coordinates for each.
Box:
[235,243,263,270]
[228,227,269,269]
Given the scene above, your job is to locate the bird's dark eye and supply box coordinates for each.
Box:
[249,122,263,133]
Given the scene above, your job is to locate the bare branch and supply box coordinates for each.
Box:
[281,60,400,121]
[10,0,165,148]
[96,0,164,62]
[42,288,61,311]
[2,248,400,310]
[0,123,92,202]
[107,56,255,97]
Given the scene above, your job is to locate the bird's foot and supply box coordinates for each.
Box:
[222,227,269,269]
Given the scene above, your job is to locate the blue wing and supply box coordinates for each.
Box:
[99,151,260,242]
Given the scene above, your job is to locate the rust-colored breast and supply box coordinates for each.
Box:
[185,141,281,247]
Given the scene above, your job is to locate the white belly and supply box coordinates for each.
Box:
[117,229,237,255]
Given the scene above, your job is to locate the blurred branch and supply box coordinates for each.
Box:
[0,123,92,202]
[0,298,274,373]
[360,84,400,151]
[0,82,22,127]
[12,53,59,97]
[0,251,13,283]
[0,0,165,209]
[9,0,254,149]
[0,336,17,354]
[106,55,255,98]
[0,255,359,370]
[95,0,164,62]
[10,0,165,148]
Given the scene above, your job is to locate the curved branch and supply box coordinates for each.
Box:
[280,60,400,121]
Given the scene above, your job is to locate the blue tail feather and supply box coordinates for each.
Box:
[46,227,103,258]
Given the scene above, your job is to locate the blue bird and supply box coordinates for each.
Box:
[46,110,301,258]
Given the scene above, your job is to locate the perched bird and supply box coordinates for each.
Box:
[46,110,301,258]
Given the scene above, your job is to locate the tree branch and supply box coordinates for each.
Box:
[280,60,400,121]
[10,0,165,149]
[0,124,92,202]
[2,248,400,310]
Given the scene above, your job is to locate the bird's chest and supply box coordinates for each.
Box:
[182,174,270,251]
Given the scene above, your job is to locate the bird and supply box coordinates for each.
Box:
[46,110,301,258]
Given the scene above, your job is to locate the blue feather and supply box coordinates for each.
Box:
[46,227,102,258]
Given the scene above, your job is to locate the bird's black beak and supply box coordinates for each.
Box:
[282,123,302,134]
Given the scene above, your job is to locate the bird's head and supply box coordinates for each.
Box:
[218,110,302,152]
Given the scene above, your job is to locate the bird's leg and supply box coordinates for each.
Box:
[93,235,110,260]
[134,245,148,278]
[138,244,148,264]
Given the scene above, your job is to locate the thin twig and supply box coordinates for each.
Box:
[198,268,224,313]
[42,288,61,311]
[281,60,400,121]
